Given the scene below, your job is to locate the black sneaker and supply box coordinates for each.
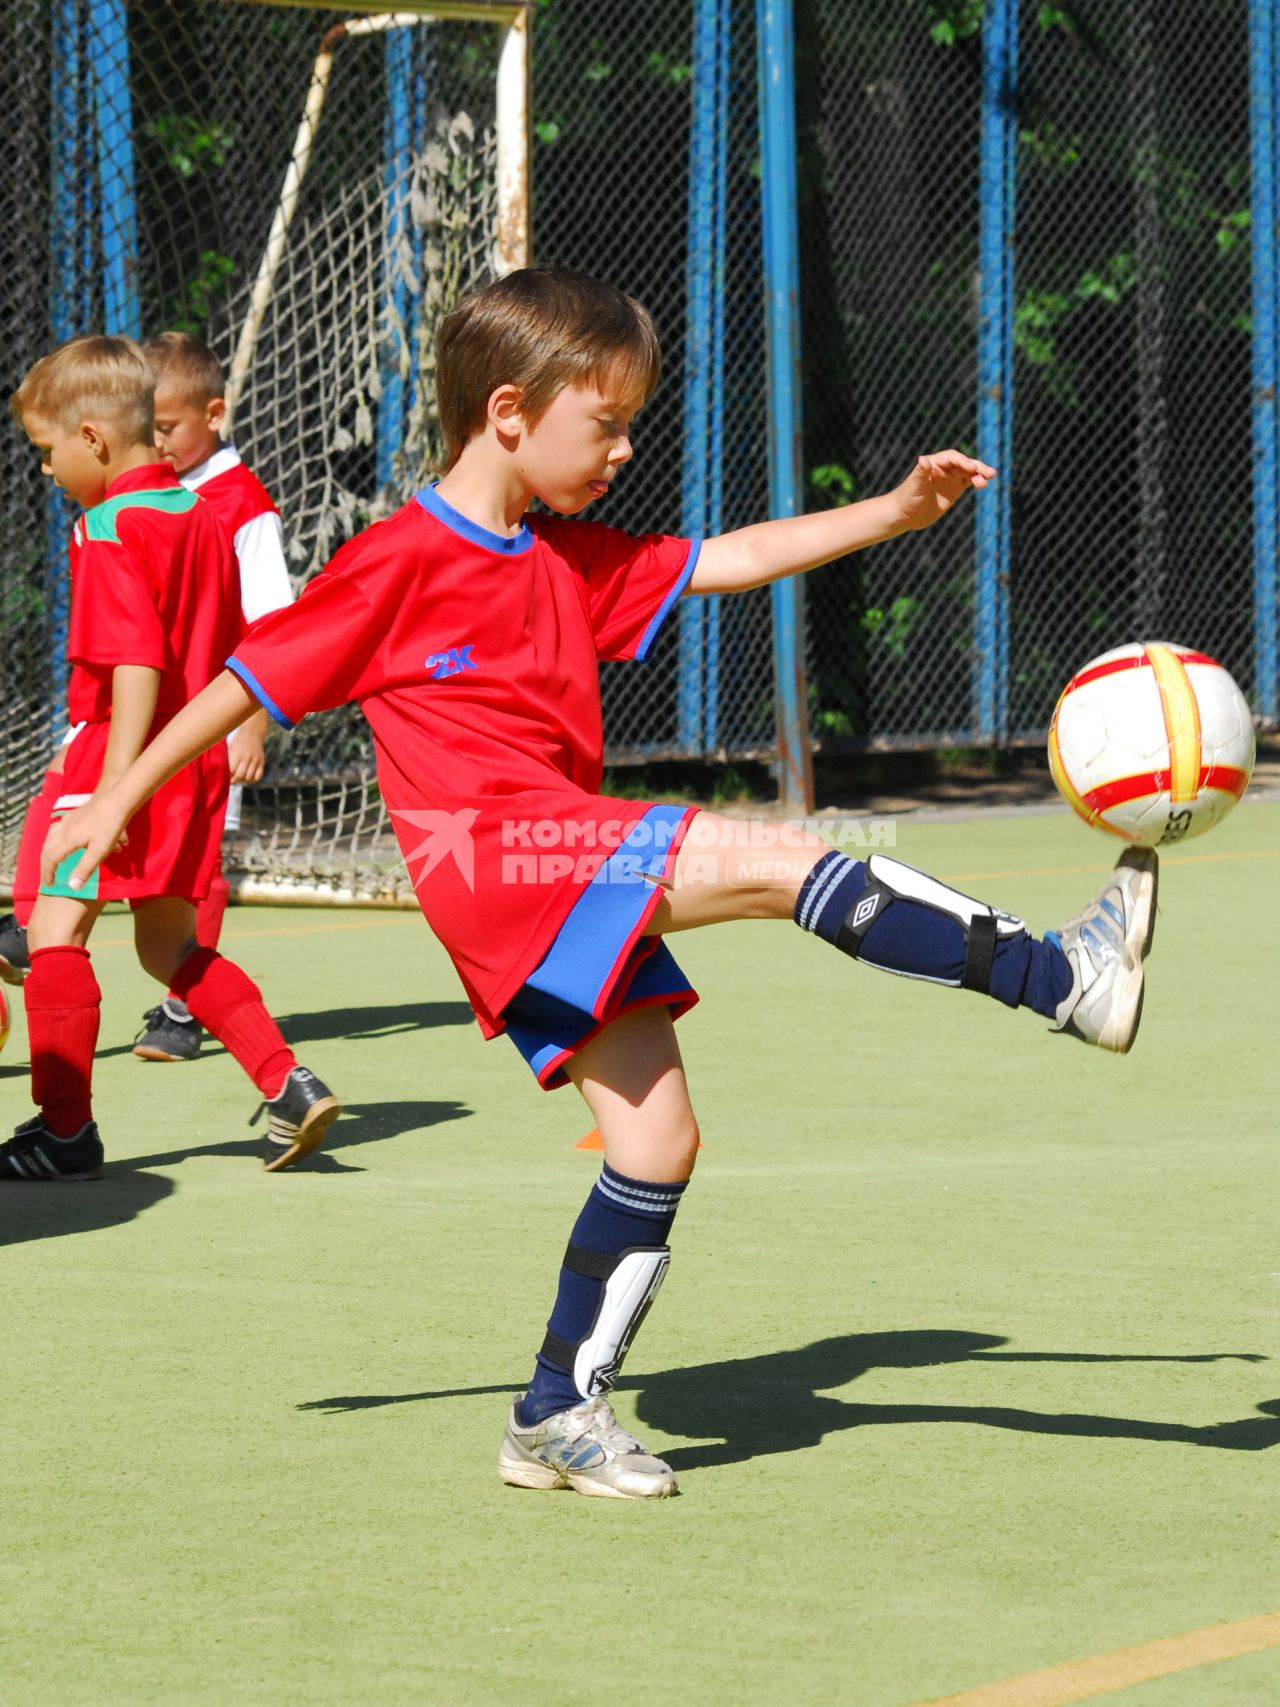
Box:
[0,914,30,986]
[0,1115,104,1181]
[133,999,203,1061]
[250,1067,341,1172]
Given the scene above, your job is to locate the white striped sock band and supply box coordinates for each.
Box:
[597,1165,687,1218]
[798,851,858,934]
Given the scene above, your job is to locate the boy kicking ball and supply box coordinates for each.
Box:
[8,335,338,1179]
[43,271,1156,1490]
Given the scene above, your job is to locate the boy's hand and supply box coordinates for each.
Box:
[893,450,996,532]
[40,797,129,893]
[228,714,268,784]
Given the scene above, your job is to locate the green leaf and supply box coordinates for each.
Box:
[810,463,856,504]
[144,113,236,179]
[646,51,692,87]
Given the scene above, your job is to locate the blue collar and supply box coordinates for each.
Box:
[416,482,534,554]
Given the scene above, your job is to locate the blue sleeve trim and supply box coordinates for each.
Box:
[632,539,701,662]
[226,654,295,730]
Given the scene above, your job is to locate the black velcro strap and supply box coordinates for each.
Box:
[562,1242,619,1281]
[539,1329,577,1370]
[961,912,998,993]
[539,1249,618,1367]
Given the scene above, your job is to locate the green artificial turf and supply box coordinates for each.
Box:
[1,799,1276,1705]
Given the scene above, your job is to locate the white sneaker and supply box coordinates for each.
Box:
[499,1395,678,1500]
[1049,847,1158,1053]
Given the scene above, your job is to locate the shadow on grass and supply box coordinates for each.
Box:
[297,1328,1279,1457]
[0,1099,469,1245]
[277,1003,474,1047]
[127,1098,470,1173]
[0,1169,176,1248]
[74,1002,477,1065]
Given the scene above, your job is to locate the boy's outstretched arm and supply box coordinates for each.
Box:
[41,670,260,893]
[688,449,995,595]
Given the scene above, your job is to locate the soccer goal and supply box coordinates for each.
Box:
[0,0,529,908]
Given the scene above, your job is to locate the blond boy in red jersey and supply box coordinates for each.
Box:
[5,335,337,1178]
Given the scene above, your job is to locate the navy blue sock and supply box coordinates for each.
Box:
[794,849,1071,1017]
[519,1163,688,1426]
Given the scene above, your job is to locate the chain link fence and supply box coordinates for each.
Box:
[1009,0,1253,735]
[0,0,1267,902]
[800,0,983,747]
[800,0,1257,748]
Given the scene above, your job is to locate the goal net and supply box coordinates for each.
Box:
[1,0,527,907]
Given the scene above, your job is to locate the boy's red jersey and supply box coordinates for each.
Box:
[60,462,243,899]
[229,485,699,1032]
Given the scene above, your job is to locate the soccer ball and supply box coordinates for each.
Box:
[1048,642,1255,846]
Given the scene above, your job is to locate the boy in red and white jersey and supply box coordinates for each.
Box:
[149,331,293,630]
[6,335,337,1178]
[46,274,1156,1492]
[131,331,295,1060]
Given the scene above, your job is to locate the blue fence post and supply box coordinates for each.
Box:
[1251,0,1280,720]
[704,0,729,751]
[756,0,813,813]
[378,27,414,491]
[407,34,427,451]
[88,0,140,338]
[975,0,1018,742]
[48,0,83,725]
[679,0,718,751]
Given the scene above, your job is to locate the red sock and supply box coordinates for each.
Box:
[195,868,230,952]
[25,946,101,1136]
[170,947,296,1097]
[13,772,63,926]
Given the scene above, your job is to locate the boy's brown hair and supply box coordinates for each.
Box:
[143,330,225,407]
[9,333,154,444]
[435,267,661,470]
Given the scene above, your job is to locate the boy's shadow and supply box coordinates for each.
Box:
[636,1331,1279,1467]
[299,1329,1279,1458]
[85,1002,476,1063]
[0,1168,175,1249]
[124,1098,470,1174]
[0,1099,468,1245]
[279,1003,474,1047]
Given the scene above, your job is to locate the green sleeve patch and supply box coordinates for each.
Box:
[85,486,199,543]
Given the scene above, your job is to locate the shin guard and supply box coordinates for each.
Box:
[540,1244,671,1399]
[832,854,1026,996]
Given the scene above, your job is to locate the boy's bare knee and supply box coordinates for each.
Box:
[654,1111,701,1178]
[675,1117,701,1173]
[135,932,197,985]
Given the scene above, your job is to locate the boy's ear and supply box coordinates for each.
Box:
[487,383,527,437]
[206,396,227,435]
[79,420,111,462]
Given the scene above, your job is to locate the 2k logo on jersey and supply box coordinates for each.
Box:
[426,646,477,679]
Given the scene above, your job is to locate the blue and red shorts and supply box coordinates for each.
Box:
[501,804,700,1088]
